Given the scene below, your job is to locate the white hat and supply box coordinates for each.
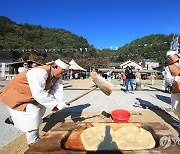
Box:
[166,50,179,57]
[54,59,70,70]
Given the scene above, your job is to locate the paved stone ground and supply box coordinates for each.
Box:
[0,79,179,153]
[0,88,174,147]
[0,102,23,148]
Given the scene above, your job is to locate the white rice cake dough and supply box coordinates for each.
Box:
[80,125,155,151]
[80,125,117,151]
[112,126,156,150]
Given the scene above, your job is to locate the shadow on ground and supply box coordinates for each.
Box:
[120,87,156,92]
[42,103,90,132]
[136,98,180,137]
[155,94,171,105]
[147,85,164,92]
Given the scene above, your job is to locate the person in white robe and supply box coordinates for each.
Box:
[164,50,180,120]
[4,59,70,146]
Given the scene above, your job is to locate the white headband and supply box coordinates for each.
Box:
[166,50,178,57]
[54,59,70,70]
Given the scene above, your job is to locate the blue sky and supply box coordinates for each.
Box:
[0,0,180,49]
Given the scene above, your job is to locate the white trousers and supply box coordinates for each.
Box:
[171,93,180,119]
[26,129,40,144]
[8,103,46,144]
[151,80,154,85]
[135,78,140,83]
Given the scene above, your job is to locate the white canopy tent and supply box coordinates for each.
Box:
[69,59,87,71]
[69,59,87,79]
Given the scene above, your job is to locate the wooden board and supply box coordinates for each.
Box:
[25,122,180,154]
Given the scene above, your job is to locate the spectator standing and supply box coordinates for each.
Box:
[150,72,156,85]
[18,62,29,73]
[125,66,134,94]
[121,72,126,86]
[135,69,142,90]
[135,69,141,83]
[107,70,111,81]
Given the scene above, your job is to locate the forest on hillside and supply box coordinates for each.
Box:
[0,16,178,70]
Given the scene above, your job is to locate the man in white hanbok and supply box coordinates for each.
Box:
[0,59,70,146]
[164,50,180,120]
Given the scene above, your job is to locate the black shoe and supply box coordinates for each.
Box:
[5,116,14,125]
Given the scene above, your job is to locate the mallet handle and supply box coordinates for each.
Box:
[65,86,97,105]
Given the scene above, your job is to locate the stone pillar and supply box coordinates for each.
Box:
[1,63,5,77]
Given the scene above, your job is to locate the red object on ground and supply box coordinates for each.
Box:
[111,109,131,122]
[52,106,59,113]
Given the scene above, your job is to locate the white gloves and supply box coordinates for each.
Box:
[174,76,180,82]
[56,101,70,110]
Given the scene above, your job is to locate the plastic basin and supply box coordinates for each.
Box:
[111,109,131,122]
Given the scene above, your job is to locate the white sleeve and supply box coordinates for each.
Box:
[164,66,175,83]
[26,68,61,110]
[49,77,64,102]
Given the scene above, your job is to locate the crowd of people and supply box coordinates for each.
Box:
[18,62,38,73]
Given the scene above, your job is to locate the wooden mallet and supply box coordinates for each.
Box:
[65,72,114,105]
